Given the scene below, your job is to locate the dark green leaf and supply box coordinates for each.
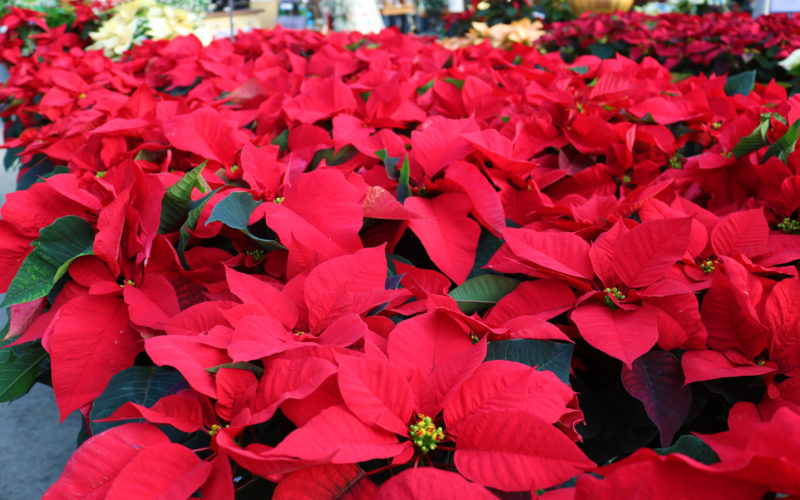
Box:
[732,113,771,158]
[485,339,573,384]
[0,342,46,402]
[206,191,285,250]
[397,156,411,204]
[377,149,401,181]
[449,274,519,314]
[1,216,94,308]
[89,366,186,435]
[159,162,209,234]
[177,188,221,268]
[271,129,289,153]
[570,65,589,75]
[3,146,23,171]
[309,145,357,170]
[724,70,756,97]
[656,435,720,465]
[763,120,800,163]
[469,229,503,279]
[588,43,616,59]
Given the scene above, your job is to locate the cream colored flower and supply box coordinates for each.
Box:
[779,48,800,72]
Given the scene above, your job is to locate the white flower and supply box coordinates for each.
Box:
[779,49,800,72]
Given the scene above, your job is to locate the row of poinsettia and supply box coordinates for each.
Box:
[1,8,800,498]
[541,11,800,87]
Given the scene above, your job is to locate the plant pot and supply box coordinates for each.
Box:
[566,0,634,15]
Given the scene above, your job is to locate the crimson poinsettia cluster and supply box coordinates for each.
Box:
[542,11,800,81]
[1,7,800,499]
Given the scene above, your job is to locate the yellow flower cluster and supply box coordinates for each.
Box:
[88,0,212,58]
[440,18,545,50]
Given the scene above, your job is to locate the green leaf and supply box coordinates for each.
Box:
[570,65,589,75]
[417,79,434,95]
[732,113,771,158]
[469,229,503,279]
[397,156,411,204]
[159,162,209,234]
[206,191,285,250]
[444,77,464,90]
[724,70,756,97]
[449,274,519,314]
[177,188,221,268]
[0,342,47,403]
[344,38,367,51]
[485,339,574,384]
[656,435,720,465]
[309,145,357,170]
[588,43,616,59]
[1,216,94,308]
[89,366,186,435]
[763,120,800,163]
[205,362,264,376]
[271,129,289,153]
[376,149,401,180]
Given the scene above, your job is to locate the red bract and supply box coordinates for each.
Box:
[1,9,800,498]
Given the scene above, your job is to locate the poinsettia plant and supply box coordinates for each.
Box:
[1,5,800,498]
[541,11,800,93]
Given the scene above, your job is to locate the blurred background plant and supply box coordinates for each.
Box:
[634,0,731,15]
[87,0,211,57]
[440,16,544,48]
[443,0,572,36]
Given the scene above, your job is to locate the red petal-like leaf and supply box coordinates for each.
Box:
[445,361,576,433]
[575,449,767,500]
[338,356,414,435]
[275,464,378,500]
[681,350,774,385]
[226,267,298,328]
[455,409,594,491]
[272,404,405,463]
[252,355,338,424]
[571,304,658,367]
[503,227,594,280]
[44,423,169,500]
[376,467,495,499]
[711,208,769,259]
[387,311,473,380]
[163,107,247,165]
[49,295,142,420]
[99,392,204,433]
[486,279,575,324]
[621,351,692,447]
[613,218,692,288]
[405,193,481,284]
[105,442,212,499]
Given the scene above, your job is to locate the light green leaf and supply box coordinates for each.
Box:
[732,113,771,158]
[449,274,519,314]
[763,120,800,163]
[159,161,209,234]
[1,216,94,308]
